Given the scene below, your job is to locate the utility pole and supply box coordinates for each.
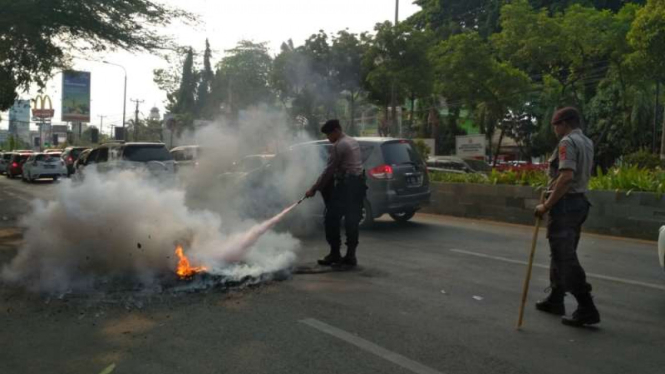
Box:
[131,99,144,142]
[98,115,106,141]
[390,0,400,137]
[395,0,399,26]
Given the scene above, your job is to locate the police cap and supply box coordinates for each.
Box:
[321,119,342,134]
[551,107,581,127]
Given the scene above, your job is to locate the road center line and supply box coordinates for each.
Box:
[300,318,445,374]
[450,249,665,292]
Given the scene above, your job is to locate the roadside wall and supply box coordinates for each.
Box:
[421,183,665,240]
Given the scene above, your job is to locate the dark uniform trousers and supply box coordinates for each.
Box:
[322,174,367,253]
[547,194,593,295]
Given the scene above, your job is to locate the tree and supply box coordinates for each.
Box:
[363,22,406,136]
[430,32,531,162]
[409,0,502,39]
[195,39,214,119]
[210,41,274,121]
[0,0,194,110]
[174,48,197,115]
[491,0,655,166]
[628,0,665,157]
[331,31,369,135]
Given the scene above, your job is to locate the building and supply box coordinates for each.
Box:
[149,107,161,121]
[0,129,9,148]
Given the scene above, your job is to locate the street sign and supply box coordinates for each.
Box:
[456,135,487,159]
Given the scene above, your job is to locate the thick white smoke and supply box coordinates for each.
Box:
[1,107,325,293]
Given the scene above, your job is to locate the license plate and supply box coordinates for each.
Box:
[44,165,55,169]
[406,175,422,186]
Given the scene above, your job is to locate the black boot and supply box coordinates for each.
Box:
[333,246,357,268]
[562,293,600,327]
[318,249,342,266]
[535,288,566,316]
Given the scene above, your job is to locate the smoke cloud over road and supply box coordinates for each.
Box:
[1,108,325,293]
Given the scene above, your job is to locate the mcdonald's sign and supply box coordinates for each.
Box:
[32,95,55,119]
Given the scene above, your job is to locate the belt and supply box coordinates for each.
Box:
[335,172,364,180]
[545,192,586,200]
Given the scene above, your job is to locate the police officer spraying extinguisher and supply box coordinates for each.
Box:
[305,120,367,268]
[534,107,600,327]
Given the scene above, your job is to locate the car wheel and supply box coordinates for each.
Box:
[359,199,374,228]
[53,176,59,182]
[389,210,417,223]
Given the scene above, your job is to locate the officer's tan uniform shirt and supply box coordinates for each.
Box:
[547,129,594,193]
[313,134,363,191]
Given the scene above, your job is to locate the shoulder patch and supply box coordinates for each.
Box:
[559,144,567,161]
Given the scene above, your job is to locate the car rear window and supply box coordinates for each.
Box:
[70,149,86,159]
[381,142,423,165]
[3,154,13,160]
[122,145,173,162]
[464,159,491,172]
[36,154,59,162]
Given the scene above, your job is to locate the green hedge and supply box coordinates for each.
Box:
[430,166,665,194]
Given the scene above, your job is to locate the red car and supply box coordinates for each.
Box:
[6,153,32,179]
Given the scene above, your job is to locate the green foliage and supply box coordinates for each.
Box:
[430,31,531,160]
[430,169,548,187]
[431,166,665,194]
[413,140,432,160]
[589,166,665,194]
[1,0,194,110]
[628,0,665,82]
[623,150,664,169]
[213,41,275,118]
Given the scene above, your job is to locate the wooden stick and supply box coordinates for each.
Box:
[517,191,546,329]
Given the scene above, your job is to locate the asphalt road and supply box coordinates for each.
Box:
[1,175,664,374]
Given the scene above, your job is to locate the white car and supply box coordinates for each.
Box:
[659,226,665,273]
[22,153,67,182]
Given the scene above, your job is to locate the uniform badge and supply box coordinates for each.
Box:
[559,145,567,161]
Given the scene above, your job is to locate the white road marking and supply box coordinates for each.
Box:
[450,249,665,292]
[301,318,445,374]
[3,189,32,203]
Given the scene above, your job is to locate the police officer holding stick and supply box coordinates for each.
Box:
[305,120,366,268]
[534,107,600,327]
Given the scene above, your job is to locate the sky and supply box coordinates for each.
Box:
[1,0,420,136]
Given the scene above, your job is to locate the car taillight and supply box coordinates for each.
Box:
[369,164,394,179]
[11,162,18,168]
[67,156,73,163]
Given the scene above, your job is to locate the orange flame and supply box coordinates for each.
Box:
[175,245,207,279]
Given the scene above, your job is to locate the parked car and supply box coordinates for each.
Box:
[0,152,12,174]
[74,148,92,173]
[22,153,67,182]
[240,137,431,226]
[170,145,202,171]
[79,142,175,178]
[659,226,665,274]
[5,153,32,179]
[427,156,491,175]
[232,154,275,173]
[61,146,90,176]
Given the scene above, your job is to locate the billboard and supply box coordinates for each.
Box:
[62,70,91,122]
[456,135,487,159]
[9,100,31,144]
